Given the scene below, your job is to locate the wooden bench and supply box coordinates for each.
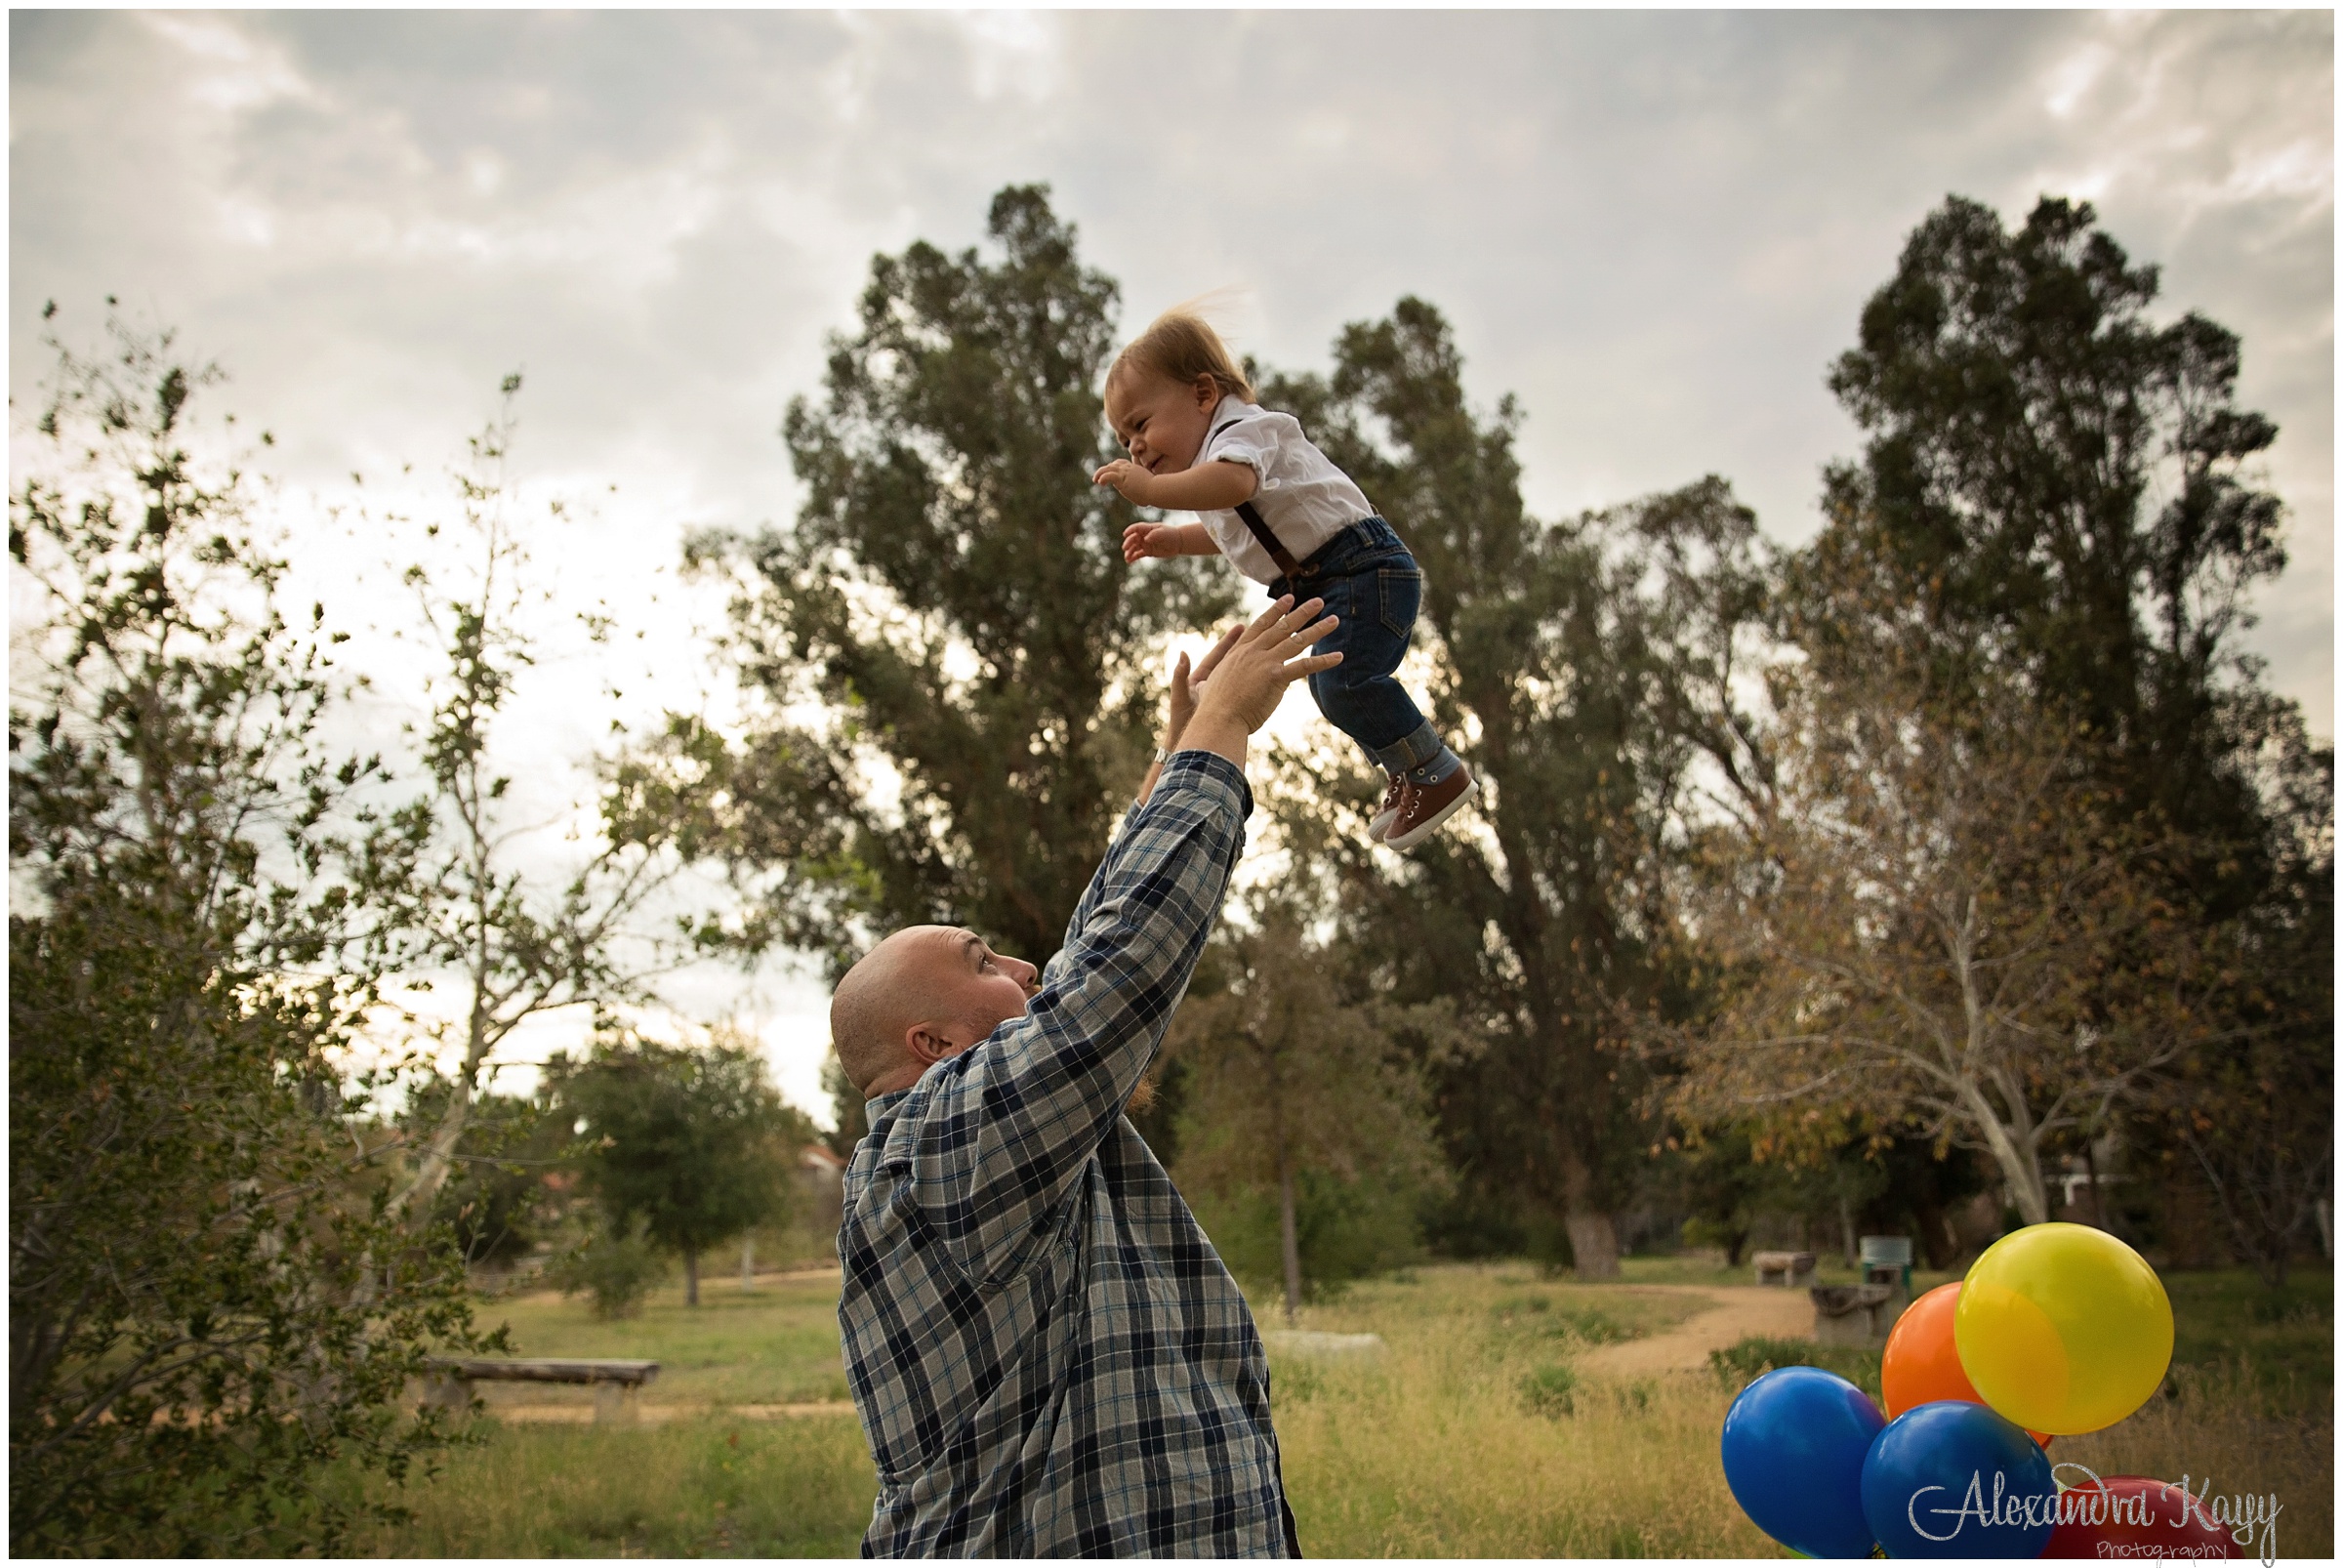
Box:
[1751,1250,1817,1287]
[422,1357,660,1424]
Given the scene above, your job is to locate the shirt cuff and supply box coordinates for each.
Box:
[1157,748,1254,820]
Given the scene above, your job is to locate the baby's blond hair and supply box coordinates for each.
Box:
[1110,306,1256,405]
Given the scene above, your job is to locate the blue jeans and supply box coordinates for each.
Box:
[1267,516,1449,774]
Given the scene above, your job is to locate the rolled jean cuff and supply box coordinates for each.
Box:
[1371,721,1448,774]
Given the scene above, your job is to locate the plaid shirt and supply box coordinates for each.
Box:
[838,752,1292,1557]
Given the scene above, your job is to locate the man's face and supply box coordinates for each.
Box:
[1104,368,1218,477]
[903,926,1040,1052]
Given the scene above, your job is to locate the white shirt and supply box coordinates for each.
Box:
[1191,397,1376,585]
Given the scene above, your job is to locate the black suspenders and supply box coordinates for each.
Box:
[1207,417,1309,581]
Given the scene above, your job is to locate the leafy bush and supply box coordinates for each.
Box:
[548,1216,670,1320]
[1707,1334,1883,1398]
[1491,1294,1640,1345]
[1519,1363,1580,1418]
[10,315,494,1554]
[1189,1169,1430,1303]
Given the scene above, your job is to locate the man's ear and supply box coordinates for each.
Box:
[903,1022,960,1069]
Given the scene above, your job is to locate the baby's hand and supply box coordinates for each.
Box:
[1123,522,1182,563]
[1093,458,1157,507]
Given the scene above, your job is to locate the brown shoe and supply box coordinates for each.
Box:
[1383,765,1476,851]
[1368,772,1406,841]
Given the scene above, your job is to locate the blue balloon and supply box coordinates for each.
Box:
[1720,1367,1885,1558]
[1861,1400,2057,1558]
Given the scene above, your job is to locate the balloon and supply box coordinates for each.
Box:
[2043,1472,2242,1558]
[1883,1282,2053,1447]
[1861,1401,2057,1558]
[1721,1367,1885,1559]
[1955,1223,2173,1434]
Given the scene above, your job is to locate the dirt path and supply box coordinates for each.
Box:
[1578,1285,1816,1378]
[488,1400,856,1425]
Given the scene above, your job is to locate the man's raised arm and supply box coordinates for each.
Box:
[876,597,1341,1284]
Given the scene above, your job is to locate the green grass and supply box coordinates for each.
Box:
[460,1266,851,1411]
[336,1258,2328,1556]
[2161,1266,2331,1410]
[337,1417,873,1556]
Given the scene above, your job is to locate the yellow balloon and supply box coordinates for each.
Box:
[1954,1222,2173,1434]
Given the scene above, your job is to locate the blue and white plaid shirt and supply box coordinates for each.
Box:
[838,752,1293,1557]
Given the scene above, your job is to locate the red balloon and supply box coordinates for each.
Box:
[1881,1281,2052,1446]
[2045,1473,2243,1558]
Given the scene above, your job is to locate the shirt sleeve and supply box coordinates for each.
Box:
[1201,414,1282,483]
[875,751,1253,1286]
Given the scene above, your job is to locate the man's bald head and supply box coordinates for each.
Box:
[831,926,1042,1098]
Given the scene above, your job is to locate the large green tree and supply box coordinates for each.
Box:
[1809,193,2302,911]
[9,312,491,1553]
[548,1024,807,1305]
[686,185,1232,972]
[1260,301,1773,1277]
[1802,193,2330,1266]
[1170,886,1455,1323]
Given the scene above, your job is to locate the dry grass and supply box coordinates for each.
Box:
[330,1259,2328,1557]
[1270,1263,1773,1555]
[2050,1362,2331,1561]
[1267,1262,2332,1559]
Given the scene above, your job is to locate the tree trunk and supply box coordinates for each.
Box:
[390,1069,474,1224]
[1911,1196,1956,1269]
[1559,1149,1621,1279]
[1962,1091,2051,1226]
[741,1233,756,1293]
[684,1246,700,1307]
[1277,1152,1301,1329]
[1838,1193,1857,1266]
[1722,1229,1748,1268]
[2082,1135,2106,1229]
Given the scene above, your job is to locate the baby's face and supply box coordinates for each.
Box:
[1105,369,1219,477]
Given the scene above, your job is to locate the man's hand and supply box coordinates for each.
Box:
[1179,596,1340,769]
[1093,458,1157,508]
[1123,521,1182,562]
[1136,625,1243,805]
[1167,622,1242,750]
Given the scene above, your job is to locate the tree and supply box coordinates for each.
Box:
[2136,727,2332,1285]
[684,185,1233,974]
[820,1049,870,1161]
[548,1023,807,1305]
[1666,660,2226,1226]
[1170,888,1455,1324]
[357,381,728,1233]
[1812,192,2292,916]
[9,311,490,1552]
[1801,191,2330,1264]
[1255,301,1774,1277]
[396,1077,570,1272]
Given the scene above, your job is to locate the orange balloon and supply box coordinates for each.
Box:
[1881,1281,2052,1447]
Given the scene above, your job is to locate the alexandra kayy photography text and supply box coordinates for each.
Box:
[1895,1464,2283,1563]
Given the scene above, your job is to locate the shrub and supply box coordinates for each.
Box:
[1519,1363,1580,1418]
[548,1216,670,1320]
[1707,1334,1883,1397]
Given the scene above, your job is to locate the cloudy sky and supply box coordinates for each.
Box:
[12,10,2331,1118]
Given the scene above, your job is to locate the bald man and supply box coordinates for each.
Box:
[831,597,1340,1557]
